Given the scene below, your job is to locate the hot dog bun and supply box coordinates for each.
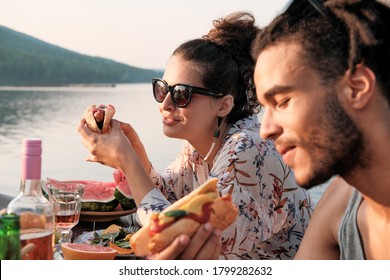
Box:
[130,178,238,257]
[84,104,116,134]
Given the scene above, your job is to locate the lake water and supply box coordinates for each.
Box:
[0,84,327,204]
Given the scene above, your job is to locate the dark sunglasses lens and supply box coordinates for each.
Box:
[172,86,191,107]
[153,80,167,102]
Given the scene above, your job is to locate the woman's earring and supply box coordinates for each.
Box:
[204,116,223,161]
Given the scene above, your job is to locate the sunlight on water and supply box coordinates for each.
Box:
[0,84,181,197]
[0,84,326,205]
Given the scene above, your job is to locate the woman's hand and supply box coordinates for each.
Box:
[78,118,151,173]
[77,118,134,170]
[151,222,221,260]
[119,121,152,173]
[77,118,155,205]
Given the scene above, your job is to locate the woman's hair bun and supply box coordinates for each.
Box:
[203,11,258,60]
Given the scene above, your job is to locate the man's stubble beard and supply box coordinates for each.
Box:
[299,90,366,190]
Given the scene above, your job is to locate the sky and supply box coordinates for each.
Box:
[0,0,288,70]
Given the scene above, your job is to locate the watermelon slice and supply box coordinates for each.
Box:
[46,179,119,212]
[113,170,136,210]
[82,181,119,212]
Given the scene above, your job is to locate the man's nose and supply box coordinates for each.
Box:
[259,108,281,140]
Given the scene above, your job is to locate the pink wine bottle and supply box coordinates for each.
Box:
[7,138,54,260]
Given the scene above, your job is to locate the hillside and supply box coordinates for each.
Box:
[0,25,163,86]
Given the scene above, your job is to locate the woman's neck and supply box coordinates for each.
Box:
[201,121,231,168]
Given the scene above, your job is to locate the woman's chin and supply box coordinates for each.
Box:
[162,127,179,139]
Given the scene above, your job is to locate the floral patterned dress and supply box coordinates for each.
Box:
[137,115,313,259]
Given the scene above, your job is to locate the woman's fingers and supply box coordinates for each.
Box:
[77,118,90,137]
[119,121,142,143]
[78,118,103,162]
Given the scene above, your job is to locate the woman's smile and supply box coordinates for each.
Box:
[162,115,180,126]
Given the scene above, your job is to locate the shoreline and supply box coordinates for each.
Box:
[0,83,116,90]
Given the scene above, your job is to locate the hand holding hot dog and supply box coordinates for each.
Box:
[81,103,150,170]
[78,104,156,206]
[130,178,238,257]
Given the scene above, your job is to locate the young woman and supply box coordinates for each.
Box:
[78,12,312,259]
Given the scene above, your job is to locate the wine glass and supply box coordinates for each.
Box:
[47,182,84,244]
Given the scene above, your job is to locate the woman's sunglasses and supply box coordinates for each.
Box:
[152,78,224,108]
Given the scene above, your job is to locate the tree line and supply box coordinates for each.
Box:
[0,25,162,86]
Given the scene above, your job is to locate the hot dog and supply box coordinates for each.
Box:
[84,104,116,134]
[130,178,238,257]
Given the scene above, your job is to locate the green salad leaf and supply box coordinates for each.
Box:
[89,227,132,248]
[164,209,188,218]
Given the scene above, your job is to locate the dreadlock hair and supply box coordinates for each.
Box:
[252,0,390,106]
[173,11,260,123]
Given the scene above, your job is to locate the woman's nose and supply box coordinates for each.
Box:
[161,91,176,111]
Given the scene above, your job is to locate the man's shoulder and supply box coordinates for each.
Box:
[294,176,355,259]
[315,176,354,221]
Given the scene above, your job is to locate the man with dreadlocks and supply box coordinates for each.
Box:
[154,0,390,259]
[252,0,390,259]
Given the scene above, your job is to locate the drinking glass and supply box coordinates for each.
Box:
[47,182,84,244]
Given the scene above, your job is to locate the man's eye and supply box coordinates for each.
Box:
[276,98,290,109]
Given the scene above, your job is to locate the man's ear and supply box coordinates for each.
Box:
[218,95,234,117]
[344,64,376,109]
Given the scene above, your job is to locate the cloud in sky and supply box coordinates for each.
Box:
[0,0,287,70]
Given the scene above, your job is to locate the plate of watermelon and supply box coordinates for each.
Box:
[47,170,137,222]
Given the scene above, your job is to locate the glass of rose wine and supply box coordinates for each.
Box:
[47,182,84,244]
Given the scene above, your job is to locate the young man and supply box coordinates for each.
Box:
[154,0,390,259]
[251,0,390,259]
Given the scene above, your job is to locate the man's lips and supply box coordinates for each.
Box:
[276,144,296,165]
